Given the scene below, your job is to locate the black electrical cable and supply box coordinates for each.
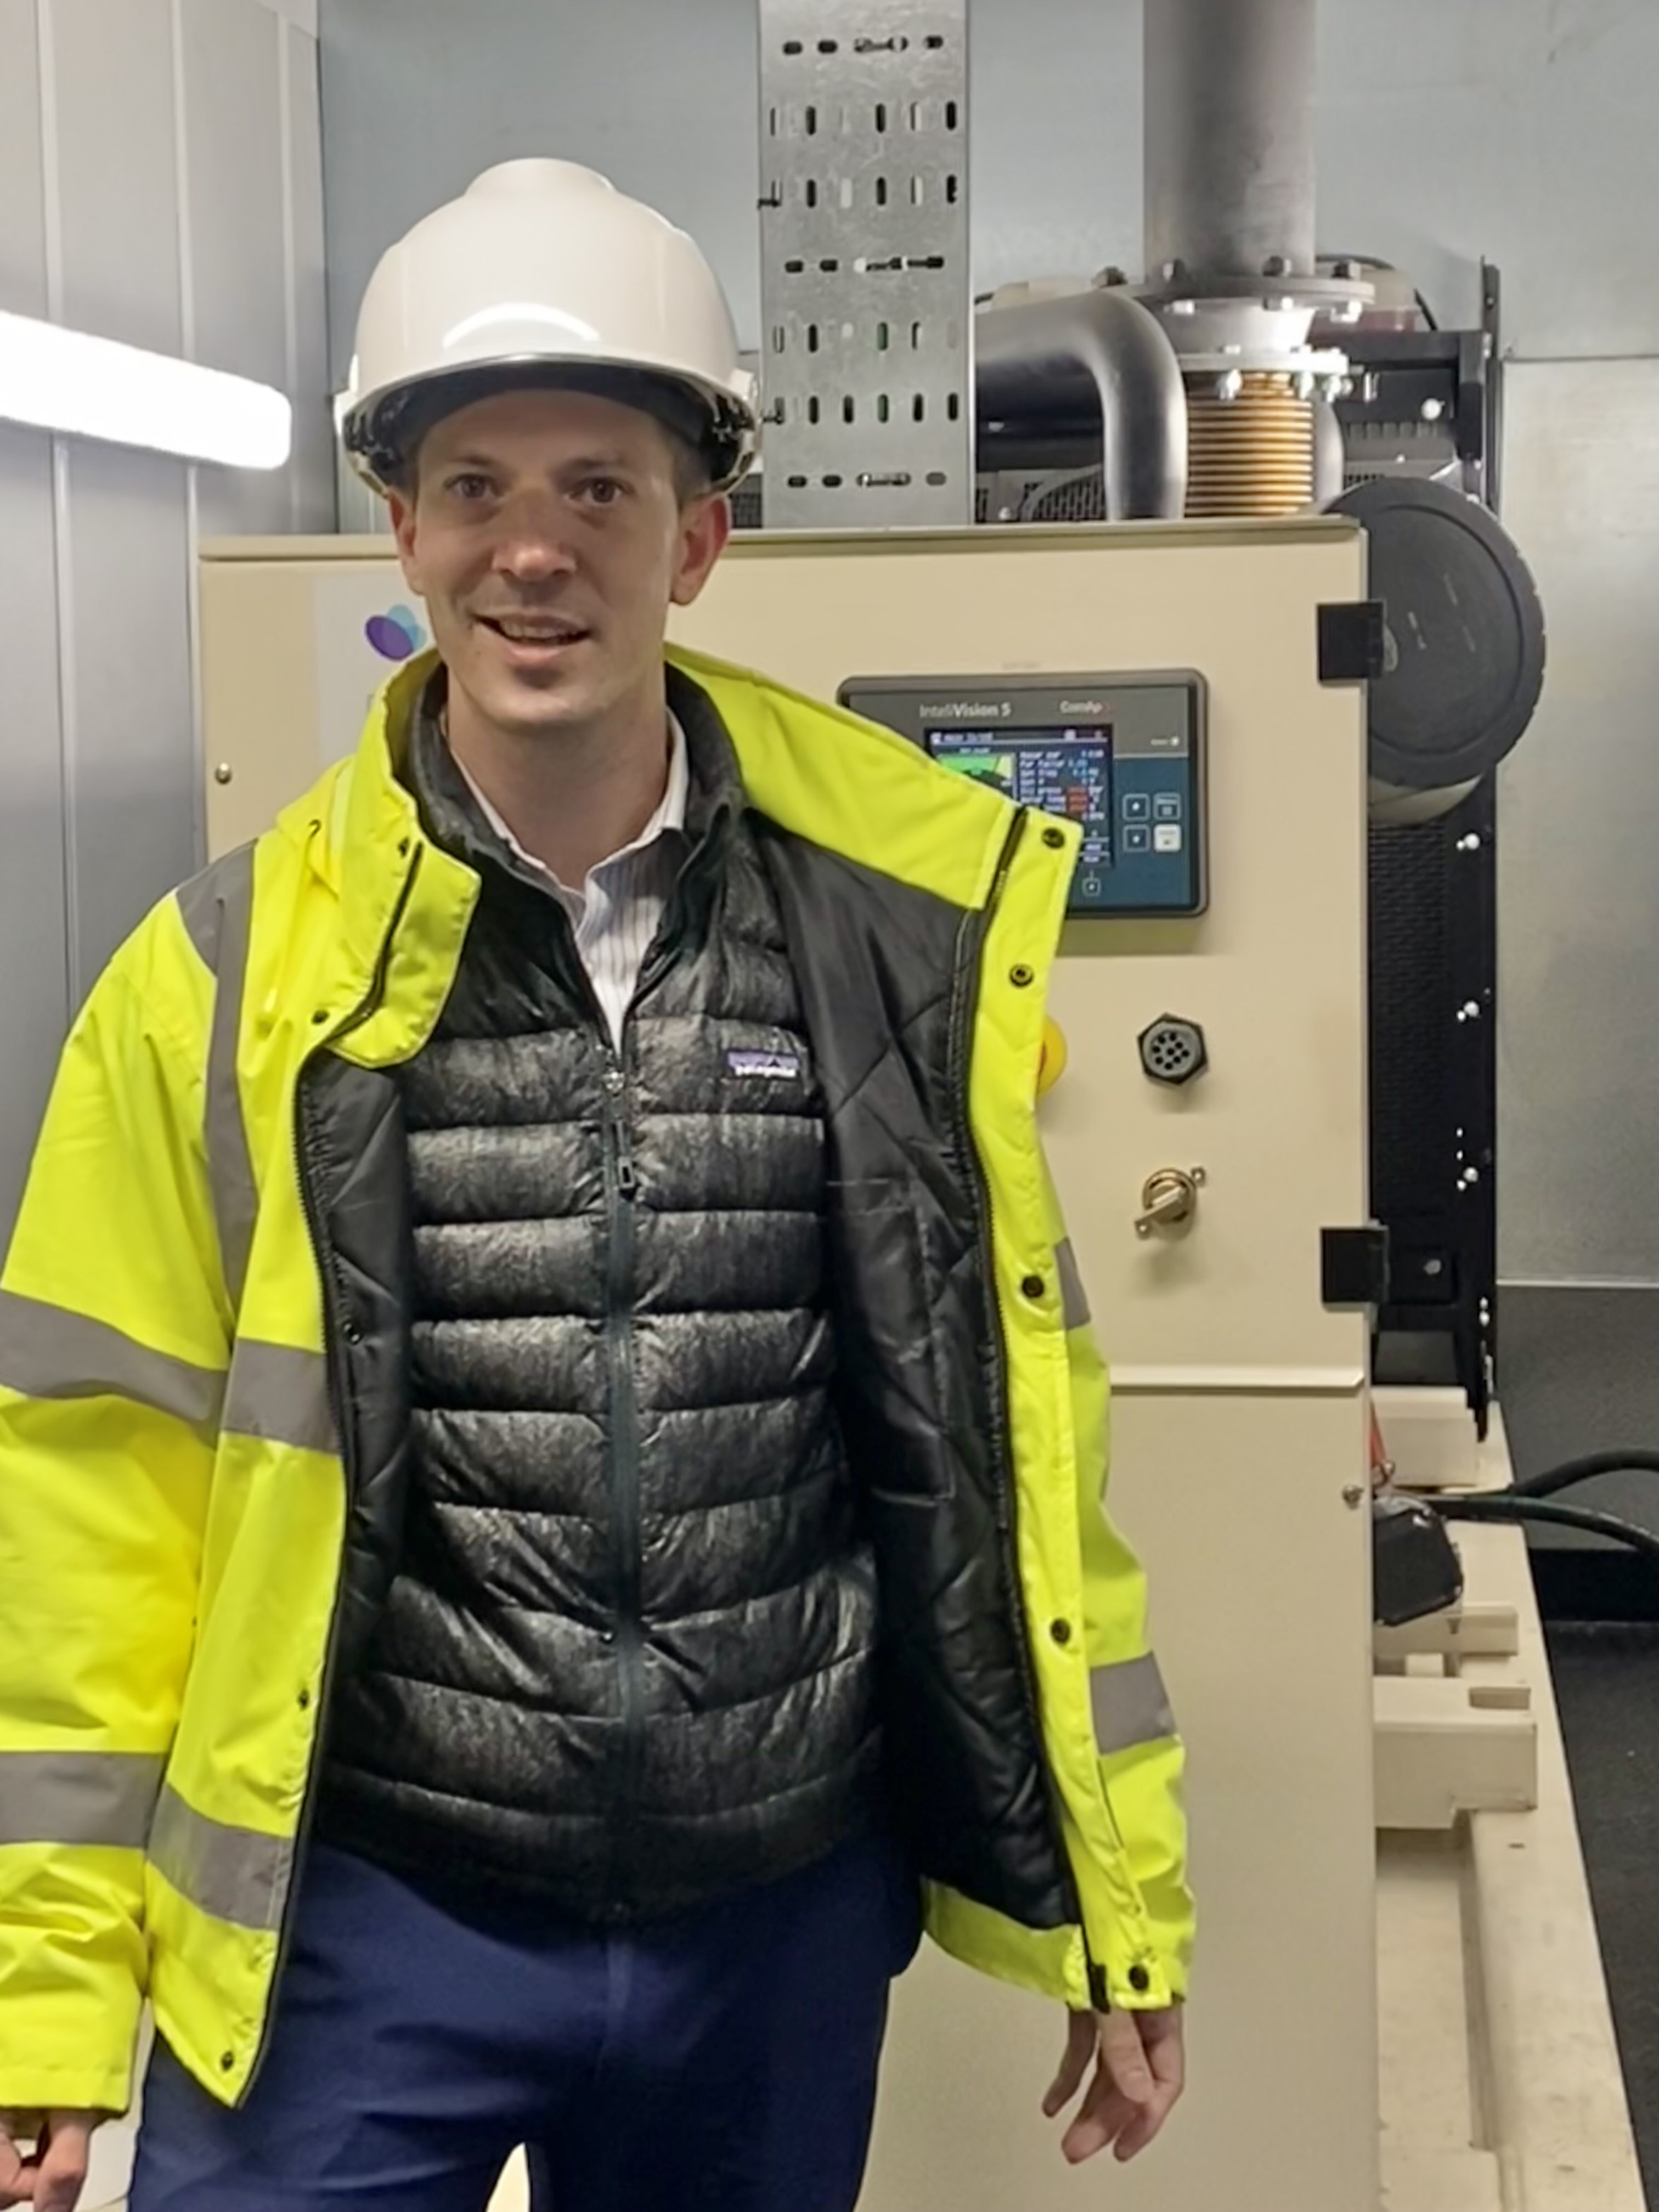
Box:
[1430,1492,1659,1568]
[1511,1450,1659,1499]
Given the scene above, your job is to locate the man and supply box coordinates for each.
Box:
[0,160,1192,2212]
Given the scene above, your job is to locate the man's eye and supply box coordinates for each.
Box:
[584,477,627,506]
[447,473,494,499]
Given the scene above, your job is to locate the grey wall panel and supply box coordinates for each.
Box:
[0,0,47,317]
[970,0,1138,303]
[1498,358,1659,1285]
[184,0,292,536]
[1318,0,1659,355]
[50,0,182,353]
[320,0,761,381]
[285,19,335,530]
[60,444,196,1003]
[0,427,69,1249]
[1502,1286,1659,1502]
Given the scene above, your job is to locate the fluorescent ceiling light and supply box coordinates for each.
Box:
[0,308,291,469]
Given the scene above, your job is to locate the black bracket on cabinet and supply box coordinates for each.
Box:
[1318,600,1387,685]
[1323,1224,1392,1309]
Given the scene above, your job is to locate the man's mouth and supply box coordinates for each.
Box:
[477,614,591,647]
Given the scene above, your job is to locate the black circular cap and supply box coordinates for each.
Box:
[1128,1965,1152,1994]
[1331,478,1545,791]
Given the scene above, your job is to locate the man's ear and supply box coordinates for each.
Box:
[386,483,424,596]
[670,493,732,609]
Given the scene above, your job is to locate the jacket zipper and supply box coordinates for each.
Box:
[242,845,424,2100]
[952,810,1085,1938]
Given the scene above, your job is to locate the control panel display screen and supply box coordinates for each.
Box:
[837,672,1206,918]
[927,727,1114,873]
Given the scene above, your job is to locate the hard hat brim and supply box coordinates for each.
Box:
[343,357,756,496]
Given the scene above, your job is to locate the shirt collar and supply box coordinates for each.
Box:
[453,713,689,893]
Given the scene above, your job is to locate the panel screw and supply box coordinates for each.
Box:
[214,764,234,785]
[1343,1485,1365,1509]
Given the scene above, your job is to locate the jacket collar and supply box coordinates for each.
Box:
[402,661,742,891]
[276,641,1077,1065]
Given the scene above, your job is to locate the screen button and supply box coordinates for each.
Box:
[1154,824,1183,854]
[1078,872,1104,902]
[1154,793,1183,821]
[1124,825,1152,854]
[1123,794,1151,822]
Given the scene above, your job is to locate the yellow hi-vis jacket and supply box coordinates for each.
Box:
[0,649,1192,2116]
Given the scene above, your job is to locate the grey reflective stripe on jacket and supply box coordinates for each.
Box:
[0,1288,332,1458]
[1055,1238,1091,1330]
[148,1784,292,1931]
[0,1291,222,1437]
[0,1751,164,1848]
[1091,1654,1178,1757]
[0,1757,289,1931]
[177,848,259,1312]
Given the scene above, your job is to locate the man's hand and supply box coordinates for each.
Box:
[1042,2004,1186,2164]
[0,2111,98,2211]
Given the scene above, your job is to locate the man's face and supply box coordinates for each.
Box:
[387,386,730,742]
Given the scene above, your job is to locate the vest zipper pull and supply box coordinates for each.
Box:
[612,1115,637,1199]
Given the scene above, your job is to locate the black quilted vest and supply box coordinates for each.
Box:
[318,686,882,1919]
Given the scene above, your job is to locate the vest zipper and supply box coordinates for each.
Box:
[594,870,705,1908]
[601,1043,645,1911]
[952,811,1085,1939]
[244,844,423,2100]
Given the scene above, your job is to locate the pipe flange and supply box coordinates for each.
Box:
[1127,270,1373,319]
[1173,347,1352,379]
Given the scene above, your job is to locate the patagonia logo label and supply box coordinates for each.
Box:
[727,1049,802,1081]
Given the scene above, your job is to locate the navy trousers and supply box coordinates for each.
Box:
[128,1833,921,2211]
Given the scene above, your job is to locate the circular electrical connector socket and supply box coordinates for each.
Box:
[1138,1016,1209,1087]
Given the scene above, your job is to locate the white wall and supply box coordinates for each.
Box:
[0,0,332,1248]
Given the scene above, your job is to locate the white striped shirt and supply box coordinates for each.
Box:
[455,716,690,1048]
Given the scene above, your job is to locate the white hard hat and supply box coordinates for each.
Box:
[338,159,759,493]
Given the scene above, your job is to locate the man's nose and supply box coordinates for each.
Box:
[494,500,578,583]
